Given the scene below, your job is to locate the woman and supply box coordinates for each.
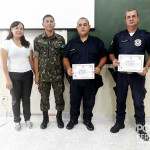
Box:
[0,21,34,130]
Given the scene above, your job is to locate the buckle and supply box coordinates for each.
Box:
[127,72,133,74]
[120,72,134,75]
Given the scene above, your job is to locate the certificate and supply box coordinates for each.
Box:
[118,54,144,72]
[72,64,95,79]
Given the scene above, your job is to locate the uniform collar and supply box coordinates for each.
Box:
[41,32,57,39]
[125,28,140,35]
[76,35,92,43]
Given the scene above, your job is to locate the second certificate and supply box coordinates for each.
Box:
[118,54,144,72]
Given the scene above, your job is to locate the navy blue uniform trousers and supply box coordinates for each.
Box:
[70,79,98,122]
[116,72,146,125]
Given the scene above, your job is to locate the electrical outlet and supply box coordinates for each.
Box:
[1,96,8,101]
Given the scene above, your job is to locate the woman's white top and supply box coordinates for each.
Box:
[1,39,32,72]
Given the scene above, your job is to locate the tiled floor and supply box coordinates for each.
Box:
[0,115,150,150]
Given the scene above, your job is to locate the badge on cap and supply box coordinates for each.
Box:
[134,39,142,46]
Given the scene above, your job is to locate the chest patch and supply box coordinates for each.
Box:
[134,39,142,46]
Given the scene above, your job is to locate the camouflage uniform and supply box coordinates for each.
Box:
[34,32,65,112]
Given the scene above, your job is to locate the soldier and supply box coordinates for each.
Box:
[34,15,65,129]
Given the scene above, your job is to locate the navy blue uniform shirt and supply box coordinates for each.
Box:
[109,28,150,64]
[63,35,107,67]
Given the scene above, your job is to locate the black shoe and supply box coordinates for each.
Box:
[136,125,149,141]
[83,121,94,131]
[66,120,78,130]
[40,120,49,129]
[40,111,49,129]
[110,123,125,133]
[56,111,64,128]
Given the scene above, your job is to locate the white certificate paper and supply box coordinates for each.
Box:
[72,64,95,79]
[118,54,144,72]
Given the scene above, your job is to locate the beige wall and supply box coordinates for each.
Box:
[0,30,150,117]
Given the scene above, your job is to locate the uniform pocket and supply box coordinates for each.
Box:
[39,43,48,57]
[69,49,79,64]
[118,39,130,54]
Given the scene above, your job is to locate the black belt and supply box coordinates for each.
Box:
[119,72,136,75]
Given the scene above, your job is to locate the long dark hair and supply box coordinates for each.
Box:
[6,21,30,48]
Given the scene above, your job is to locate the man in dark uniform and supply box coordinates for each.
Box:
[63,17,107,131]
[109,9,150,141]
[34,15,65,129]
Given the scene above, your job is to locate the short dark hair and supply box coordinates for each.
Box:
[125,9,139,18]
[77,17,89,25]
[43,14,55,22]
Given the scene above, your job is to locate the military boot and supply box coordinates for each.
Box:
[56,111,64,128]
[40,111,49,129]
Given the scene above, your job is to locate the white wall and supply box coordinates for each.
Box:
[0,0,94,29]
[0,30,150,117]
